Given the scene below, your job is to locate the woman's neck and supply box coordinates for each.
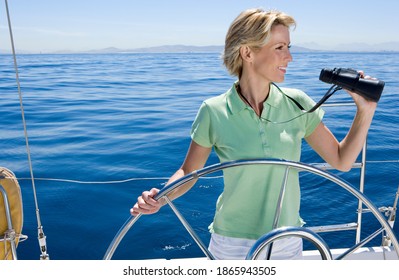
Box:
[236,79,271,117]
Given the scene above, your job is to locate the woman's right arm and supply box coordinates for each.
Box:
[130,140,212,216]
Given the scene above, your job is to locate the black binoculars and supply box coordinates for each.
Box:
[319,68,385,102]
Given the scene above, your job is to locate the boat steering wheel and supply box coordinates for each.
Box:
[104,159,399,260]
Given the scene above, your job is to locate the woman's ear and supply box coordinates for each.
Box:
[239,46,253,62]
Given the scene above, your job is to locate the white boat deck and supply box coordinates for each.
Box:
[303,246,398,260]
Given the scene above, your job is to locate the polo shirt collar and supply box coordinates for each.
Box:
[226,81,245,115]
[265,83,283,109]
[227,82,282,115]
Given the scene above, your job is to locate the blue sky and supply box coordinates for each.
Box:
[1,0,398,52]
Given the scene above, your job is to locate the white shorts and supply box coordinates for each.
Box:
[208,233,303,260]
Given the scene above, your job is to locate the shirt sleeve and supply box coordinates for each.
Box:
[190,102,214,148]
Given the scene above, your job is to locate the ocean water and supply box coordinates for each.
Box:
[1,52,398,260]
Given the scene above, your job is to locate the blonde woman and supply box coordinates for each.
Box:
[131,8,377,259]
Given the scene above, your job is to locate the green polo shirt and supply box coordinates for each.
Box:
[191,82,324,240]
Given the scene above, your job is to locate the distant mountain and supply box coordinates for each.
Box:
[333,41,399,52]
[296,41,399,52]
[1,42,398,54]
[83,47,123,53]
[80,43,399,54]
[80,44,316,54]
[80,45,224,54]
[128,44,224,53]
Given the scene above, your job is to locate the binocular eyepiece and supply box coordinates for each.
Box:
[319,68,384,102]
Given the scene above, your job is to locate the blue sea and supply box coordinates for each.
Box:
[1,52,398,260]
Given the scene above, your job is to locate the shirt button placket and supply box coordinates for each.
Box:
[259,120,270,156]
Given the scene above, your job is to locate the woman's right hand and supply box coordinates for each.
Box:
[130,188,162,216]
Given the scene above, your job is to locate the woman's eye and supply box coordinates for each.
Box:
[276,45,291,50]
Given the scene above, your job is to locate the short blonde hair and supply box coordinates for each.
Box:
[223,8,296,77]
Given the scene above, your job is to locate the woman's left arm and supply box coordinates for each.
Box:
[305,74,378,171]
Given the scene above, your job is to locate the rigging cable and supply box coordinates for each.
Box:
[15,158,399,185]
[4,0,50,260]
[236,82,343,124]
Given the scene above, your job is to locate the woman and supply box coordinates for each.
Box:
[130,8,377,259]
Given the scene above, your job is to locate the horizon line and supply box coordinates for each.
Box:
[1,43,399,55]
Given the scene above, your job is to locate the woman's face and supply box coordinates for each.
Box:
[251,24,293,83]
